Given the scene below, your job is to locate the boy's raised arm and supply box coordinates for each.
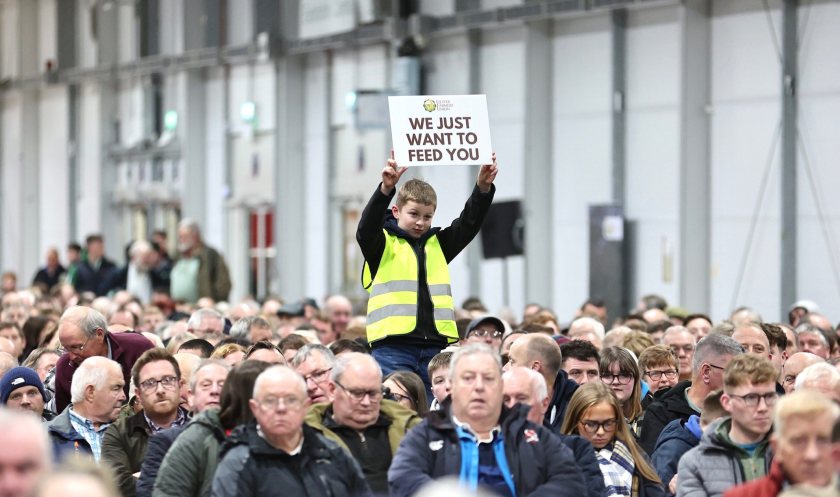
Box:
[476,152,498,193]
[380,149,408,195]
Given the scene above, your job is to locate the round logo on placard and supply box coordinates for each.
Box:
[423,99,437,112]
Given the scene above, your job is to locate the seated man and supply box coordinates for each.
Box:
[0,408,52,497]
[389,344,586,497]
[1,366,54,421]
[135,359,230,497]
[305,353,421,494]
[780,352,823,394]
[46,356,125,461]
[505,333,578,429]
[212,365,371,497]
[503,366,605,497]
[560,339,601,385]
[723,390,839,497]
[640,334,743,454]
[292,344,336,404]
[652,390,726,495]
[677,354,777,497]
[463,316,505,350]
[101,348,188,497]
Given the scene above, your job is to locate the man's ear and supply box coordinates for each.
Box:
[85,384,96,403]
[530,360,542,373]
[720,392,733,414]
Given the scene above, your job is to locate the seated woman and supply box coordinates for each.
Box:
[384,370,429,417]
[599,347,644,435]
[561,382,665,497]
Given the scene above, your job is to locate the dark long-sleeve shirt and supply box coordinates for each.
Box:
[356,182,494,347]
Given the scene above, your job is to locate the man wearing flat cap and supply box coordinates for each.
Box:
[1,366,54,421]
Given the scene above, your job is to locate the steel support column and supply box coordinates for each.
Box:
[780,0,798,315]
[466,28,483,296]
[611,9,626,207]
[523,20,554,308]
[678,0,712,313]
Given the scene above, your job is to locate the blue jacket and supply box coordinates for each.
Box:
[45,407,94,461]
[388,401,586,497]
[651,416,702,494]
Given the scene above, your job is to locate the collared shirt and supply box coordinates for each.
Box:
[257,425,303,455]
[68,407,111,462]
[143,407,189,434]
[451,415,501,444]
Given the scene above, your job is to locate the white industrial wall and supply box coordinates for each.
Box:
[552,14,614,321]
[1,0,840,325]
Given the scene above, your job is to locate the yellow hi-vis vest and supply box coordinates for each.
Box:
[362,231,458,344]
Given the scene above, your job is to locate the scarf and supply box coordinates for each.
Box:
[596,438,635,497]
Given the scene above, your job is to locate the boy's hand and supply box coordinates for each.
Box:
[477,152,498,193]
[381,149,408,195]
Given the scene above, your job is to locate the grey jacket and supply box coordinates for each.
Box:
[676,418,772,497]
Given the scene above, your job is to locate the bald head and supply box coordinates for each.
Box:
[504,333,561,387]
[783,352,826,394]
[731,325,770,359]
[502,367,548,425]
[252,365,307,400]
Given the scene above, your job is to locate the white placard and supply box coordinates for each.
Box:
[388,95,493,167]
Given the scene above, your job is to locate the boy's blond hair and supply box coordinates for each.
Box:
[396,179,437,208]
[723,354,777,390]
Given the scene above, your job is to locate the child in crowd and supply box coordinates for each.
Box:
[357,150,497,391]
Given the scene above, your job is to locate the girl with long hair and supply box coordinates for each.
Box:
[599,346,644,434]
[561,382,665,497]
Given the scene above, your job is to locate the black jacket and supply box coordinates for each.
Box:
[388,402,586,497]
[638,381,697,455]
[544,369,579,430]
[356,183,494,348]
[211,423,372,497]
[74,257,117,296]
[556,433,607,497]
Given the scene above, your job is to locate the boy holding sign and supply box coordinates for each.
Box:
[357,151,498,392]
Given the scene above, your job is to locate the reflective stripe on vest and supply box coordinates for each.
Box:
[363,231,457,343]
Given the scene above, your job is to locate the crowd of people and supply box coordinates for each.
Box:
[1,157,839,497]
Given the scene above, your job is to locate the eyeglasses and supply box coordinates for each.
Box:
[728,392,778,408]
[600,372,634,385]
[386,389,413,404]
[645,369,678,381]
[257,395,304,411]
[139,375,179,393]
[579,419,617,434]
[302,368,332,384]
[334,380,384,402]
[707,363,726,372]
[783,375,797,386]
[469,329,503,339]
[63,333,95,354]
